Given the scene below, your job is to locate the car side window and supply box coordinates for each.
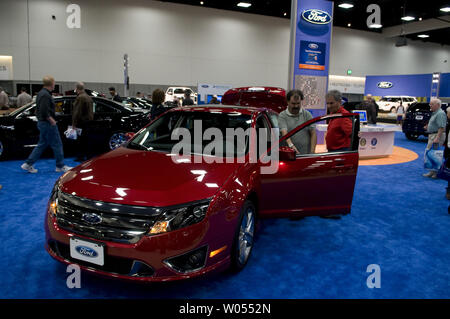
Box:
[94,101,120,114]
[55,101,64,115]
[63,99,73,115]
[20,105,36,117]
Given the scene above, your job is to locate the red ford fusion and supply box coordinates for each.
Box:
[45,105,360,282]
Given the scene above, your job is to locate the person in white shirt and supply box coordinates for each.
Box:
[16,87,32,107]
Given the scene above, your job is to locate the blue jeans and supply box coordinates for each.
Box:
[26,121,65,168]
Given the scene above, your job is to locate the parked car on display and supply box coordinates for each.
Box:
[377,96,417,113]
[222,86,287,113]
[45,104,360,282]
[402,102,448,140]
[122,97,153,110]
[0,96,150,160]
[165,87,197,104]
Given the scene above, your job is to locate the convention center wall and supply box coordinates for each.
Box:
[0,0,449,95]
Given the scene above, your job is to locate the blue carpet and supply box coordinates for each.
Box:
[0,132,449,299]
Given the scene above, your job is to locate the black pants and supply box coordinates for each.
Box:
[75,124,94,161]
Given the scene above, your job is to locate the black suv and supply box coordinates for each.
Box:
[402,102,448,140]
[0,96,151,160]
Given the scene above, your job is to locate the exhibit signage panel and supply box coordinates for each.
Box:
[0,56,13,80]
[365,74,433,98]
[289,0,333,118]
[197,83,233,105]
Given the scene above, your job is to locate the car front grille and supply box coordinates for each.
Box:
[56,192,161,244]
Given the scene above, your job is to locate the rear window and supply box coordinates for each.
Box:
[408,103,430,112]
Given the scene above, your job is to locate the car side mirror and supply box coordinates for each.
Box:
[279,146,296,161]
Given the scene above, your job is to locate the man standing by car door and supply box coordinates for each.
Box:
[72,82,94,162]
[325,90,353,152]
[423,98,446,178]
[278,89,316,155]
[20,76,72,173]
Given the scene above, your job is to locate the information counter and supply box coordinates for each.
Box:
[316,124,399,158]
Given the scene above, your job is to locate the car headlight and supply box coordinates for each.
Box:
[48,182,60,217]
[149,200,211,235]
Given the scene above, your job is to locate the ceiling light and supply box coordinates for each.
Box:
[347,23,351,27]
[417,34,430,38]
[200,1,204,5]
[283,12,287,16]
[440,6,450,12]
[237,2,252,8]
[368,24,382,29]
[401,16,415,21]
[419,17,423,21]
[338,3,354,9]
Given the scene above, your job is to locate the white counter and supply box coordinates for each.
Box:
[316,124,400,158]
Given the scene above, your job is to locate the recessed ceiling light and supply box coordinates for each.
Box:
[237,2,252,8]
[283,12,287,16]
[347,23,351,27]
[401,16,415,21]
[200,1,204,5]
[338,3,354,9]
[417,34,430,38]
[440,6,450,12]
[368,24,383,29]
[419,17,423,21]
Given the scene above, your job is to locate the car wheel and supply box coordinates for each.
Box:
[390,107,397,113]
[108,132,128,150]
[405,133,419,141]
[231,200,256,271]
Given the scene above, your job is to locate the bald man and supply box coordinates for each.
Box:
[423,98,446,178]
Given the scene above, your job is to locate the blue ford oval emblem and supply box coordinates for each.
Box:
[371,138,378,146]
[308,43,319,49]
[377,81,393,89]
[302,9,332,25]
[201,84,209,88]
[75,246,98,258]
[82,213,102,225]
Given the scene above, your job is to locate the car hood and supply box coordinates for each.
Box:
[59,147,241,207]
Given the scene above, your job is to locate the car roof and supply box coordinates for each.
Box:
[168,104,268,115]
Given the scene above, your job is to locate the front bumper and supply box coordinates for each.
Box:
[45,210,231,282]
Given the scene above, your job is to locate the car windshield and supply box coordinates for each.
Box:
[127,110,252,157]
[174,89,189,94]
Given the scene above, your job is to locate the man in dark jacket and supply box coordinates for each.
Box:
[72,82,94,161]
[362,94,379,125]
[182,90,194,106]
[150,89,166,120]
[21,76,72,173]
[109,87,122,103]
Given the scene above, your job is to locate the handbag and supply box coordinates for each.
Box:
[64,126,78,140]
[424,144,444,171]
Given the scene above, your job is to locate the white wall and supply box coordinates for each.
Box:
[0,0,449,88]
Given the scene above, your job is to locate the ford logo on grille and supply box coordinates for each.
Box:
[377,81,393,89]
[82,213,102,225]
[75,246,98,258]
[308,43,319,49]
[302,9,332,25]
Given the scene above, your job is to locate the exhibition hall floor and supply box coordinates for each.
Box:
[0,132,449,299]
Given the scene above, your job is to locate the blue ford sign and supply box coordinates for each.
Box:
[82,213,102,225]
[75,246,98,258]
[308,43,319,49]
[302,9,332,25]
[377,81,393,89]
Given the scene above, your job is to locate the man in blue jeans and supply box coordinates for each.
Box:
[21,76,72,174]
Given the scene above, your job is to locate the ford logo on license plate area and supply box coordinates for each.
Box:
[75,245,98,258]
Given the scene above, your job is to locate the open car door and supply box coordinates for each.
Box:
[259,113,360,218]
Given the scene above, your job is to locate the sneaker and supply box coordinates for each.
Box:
[55,165,72,173]
[422,171,434,178]
[21,163,38,173]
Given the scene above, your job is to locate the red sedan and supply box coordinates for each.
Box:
[45,105,359,282]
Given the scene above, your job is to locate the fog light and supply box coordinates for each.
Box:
[209,245,227,258]
[164,246,208,274]
[149,221,168,234]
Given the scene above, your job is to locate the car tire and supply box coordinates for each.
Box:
[230,200,256,271]
[108,131,128,150]
[405,133,419,141]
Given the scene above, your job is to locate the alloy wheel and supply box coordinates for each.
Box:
[238,206,255,265]
[109,132,127,150]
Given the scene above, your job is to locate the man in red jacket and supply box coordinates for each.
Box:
[325,90,353,152]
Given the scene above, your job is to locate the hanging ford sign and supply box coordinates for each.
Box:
[377,82,394,89]
[302,9,332,25]
[308,43,319,50]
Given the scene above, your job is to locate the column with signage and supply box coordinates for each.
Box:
[288,0,333,119]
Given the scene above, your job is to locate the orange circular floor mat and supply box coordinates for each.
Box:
[359,146,418,166]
